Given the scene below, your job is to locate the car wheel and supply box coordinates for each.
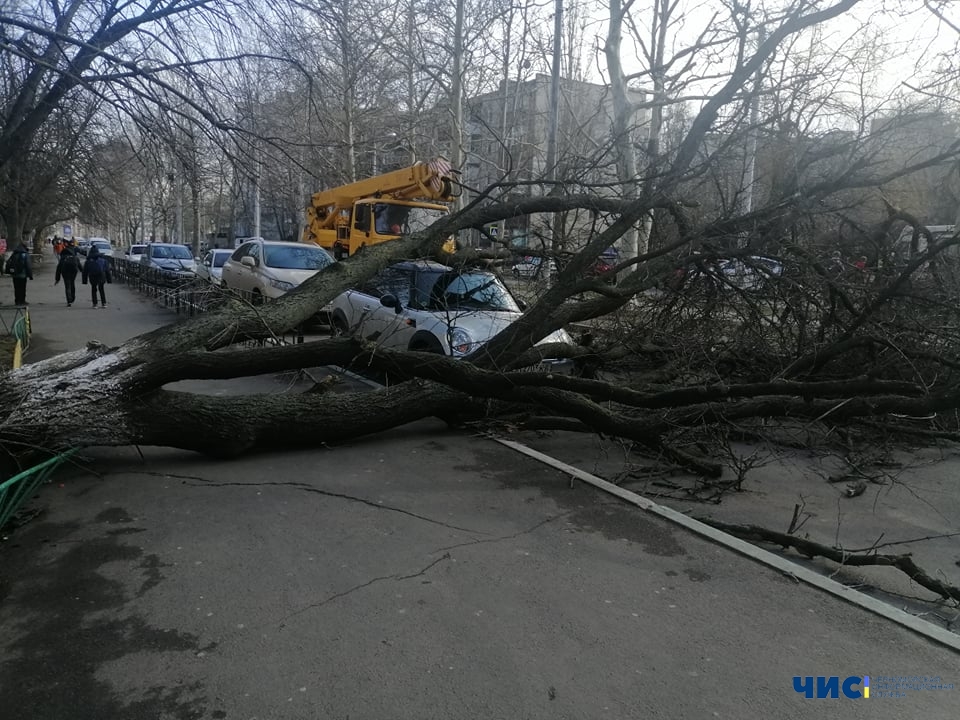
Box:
[251,289,263,306]
[331,314,349,337]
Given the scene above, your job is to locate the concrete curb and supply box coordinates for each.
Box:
[494,436,960,654]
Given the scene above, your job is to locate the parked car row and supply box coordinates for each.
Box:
[72,237,114,257]
[106,239,575,365]
[670,255,784,292]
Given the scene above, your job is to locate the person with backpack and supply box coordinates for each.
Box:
[55,240,82,306]
[81,245,112,308]
[5,240,33,307]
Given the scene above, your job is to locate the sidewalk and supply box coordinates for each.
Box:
[0,247,957,719]
[6,247,171,362]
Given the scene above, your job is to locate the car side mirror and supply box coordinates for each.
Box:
[380,293,403,313]
[517,298,528,310]
[241,256,256,268]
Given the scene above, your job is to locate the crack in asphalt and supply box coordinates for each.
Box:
[277,552,452,626]
[433,512,572,552]
[179,479,487,535]
[118,470,214,482]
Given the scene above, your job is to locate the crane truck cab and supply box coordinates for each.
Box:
[302,158,460,259]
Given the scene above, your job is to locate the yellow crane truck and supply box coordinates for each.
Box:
[302,158,460,259]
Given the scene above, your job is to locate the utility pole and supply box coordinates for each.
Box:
[139,183,145,243]
[546,0,563,277]
[451,0,466,228]
[297,101,307,246]
[176,173,185,245]
[740,25,765,244]
[252,160,261,239]
[545,0,562,183]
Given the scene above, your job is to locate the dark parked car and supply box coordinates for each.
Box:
[139,243,197,284]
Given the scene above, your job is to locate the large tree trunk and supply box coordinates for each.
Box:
[3,153,960,473]
[0,320,950,476]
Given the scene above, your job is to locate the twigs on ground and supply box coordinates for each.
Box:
[699,518,960,604]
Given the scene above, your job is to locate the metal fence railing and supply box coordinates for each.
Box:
[110,257,213,317]
[0,449,77,530]
[1,306,30,369]
[109,256,317,345]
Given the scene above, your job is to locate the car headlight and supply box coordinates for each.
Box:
[448,327,480,357]
[268,278,295,291]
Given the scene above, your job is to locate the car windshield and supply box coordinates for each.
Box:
[421,271,520,312]
[130,245,146,254]
[212,252,230,268]
[153,245,193,260]
[405,207,447,233]
[263,245,333,270]
[92,241,110,249]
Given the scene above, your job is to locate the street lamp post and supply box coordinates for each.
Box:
[372,132,398,176]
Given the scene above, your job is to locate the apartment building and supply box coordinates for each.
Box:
[462,74,648,248]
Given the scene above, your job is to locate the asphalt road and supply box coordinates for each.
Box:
[0,255,958,719]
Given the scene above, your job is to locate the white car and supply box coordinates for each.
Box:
[232,235,265,249]
[125,244,147,261]
[88,238,114,257]
[220,239,335,303]
[511,255,554,279]
[122,244,147,275]
[679,255,783,292]
[713,256,783,291]
[195,248,233,286]
[330,260,573,363]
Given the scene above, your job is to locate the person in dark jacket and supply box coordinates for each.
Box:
[81,246,112,308]
[55,240,82,306]
[5,241,33,307]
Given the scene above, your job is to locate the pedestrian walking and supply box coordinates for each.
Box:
[81,246,112,308]
[55,240,82,306]
[4,240,33,307]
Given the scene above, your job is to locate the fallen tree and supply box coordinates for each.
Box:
[2,3,960,492]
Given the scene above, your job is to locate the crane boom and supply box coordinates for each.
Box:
[302,158,460,257]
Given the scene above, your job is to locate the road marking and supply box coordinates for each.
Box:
[494,437,960,653]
